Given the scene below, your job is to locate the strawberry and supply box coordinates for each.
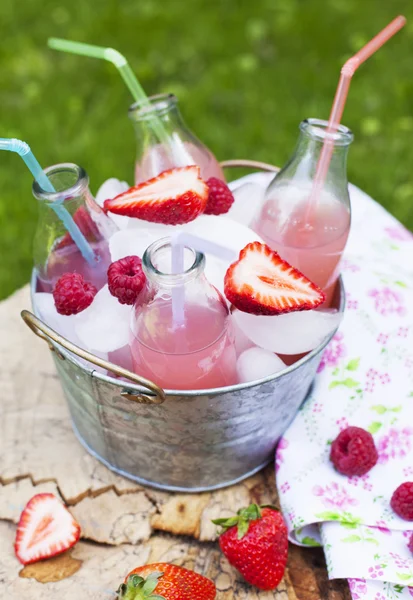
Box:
[224,241,325,315]
[117,562,216,600]
[104,166,208,225]
[56,206,100,249]
[212,504,288,590]
[14,493,81,565]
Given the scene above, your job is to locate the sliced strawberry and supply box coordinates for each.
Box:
[103,166,208,225]
[14,493,81,565]
[224,242,325,315]
[56,206,100,250]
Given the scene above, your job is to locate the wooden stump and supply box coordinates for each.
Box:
[0,286,350,599]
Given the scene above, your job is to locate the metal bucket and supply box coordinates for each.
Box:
[22,161,345,492]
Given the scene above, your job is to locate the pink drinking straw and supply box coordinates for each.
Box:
[307,15,406,217]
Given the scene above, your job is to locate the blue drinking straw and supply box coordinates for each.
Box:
[0,138,95,265]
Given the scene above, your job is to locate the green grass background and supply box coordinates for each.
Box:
[1,0,412,299]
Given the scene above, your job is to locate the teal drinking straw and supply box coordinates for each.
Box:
[0,138,96,264]
[47,38,171,146]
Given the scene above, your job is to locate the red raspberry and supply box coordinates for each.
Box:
[391,482,413,521]
[330,426,378,476]
[107,255,146,305]
[408,532,413,554]
[204,177,235,215]
[53,273,97,315]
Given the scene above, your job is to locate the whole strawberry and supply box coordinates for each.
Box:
[212,503,288,590]
[117,563,216,600]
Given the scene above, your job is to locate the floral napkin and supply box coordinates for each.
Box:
[275,182,413,599]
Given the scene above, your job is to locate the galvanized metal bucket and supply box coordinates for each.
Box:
[22,161,345,493]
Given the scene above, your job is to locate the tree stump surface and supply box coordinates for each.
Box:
[0,286,350,599]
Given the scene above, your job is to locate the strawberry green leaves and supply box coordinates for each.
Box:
[213,503,264,539]
[117,572,165,600]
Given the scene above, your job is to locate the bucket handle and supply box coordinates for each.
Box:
[20,310,166,405]
[220,159,278,172]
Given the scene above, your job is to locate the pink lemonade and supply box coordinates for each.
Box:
[253,183,351,306]
[135,141,225,185]
[36,238,111,293]
[130,300,237,390]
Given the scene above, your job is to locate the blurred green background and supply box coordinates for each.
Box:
[1,0,412,299]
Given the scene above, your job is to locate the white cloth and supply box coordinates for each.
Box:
[275,182,413,599]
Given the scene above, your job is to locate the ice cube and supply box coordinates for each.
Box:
[203,256,226,298]
[184,215,264,298]
[95,178,131,230]
[33,292,82,346]
[226,182,265,227]
[232,308,342,355]
[33,292,108,369]
[184,215,263,259]
[127,217,175,235]
[232,314,255,355]
[237,346,286,383]
[75,285,132,353]
[112,215,263,297]
[228,172,274,192]
[109,227,168,262]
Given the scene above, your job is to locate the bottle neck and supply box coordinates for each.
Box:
[142,238,206,290]
[128,93,225,184]
[33,163,92,207]
[280,118,353,191]
[129,93,184,134]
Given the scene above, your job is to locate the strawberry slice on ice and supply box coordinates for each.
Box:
[14,493,81,565]
[224,242,325,315]
[104,166,208,225]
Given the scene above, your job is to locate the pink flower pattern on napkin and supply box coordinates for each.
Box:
[317,332,346,373]
[313,482,358,510]
[368,565,385,579]
[388,552,412,570]
[368,287,406,316]
[349,578,368,598]
[385,226,413,241]
[374,521,391,535]
[275,437,288,473]
[377,428,413,464]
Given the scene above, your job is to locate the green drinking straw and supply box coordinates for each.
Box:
[47,38,170,145]
[0,138,95,264]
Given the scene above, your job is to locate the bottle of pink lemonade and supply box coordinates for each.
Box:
[33,163,116,292]
[253,118,353,306]
[129,93,225,184]
[130,238,237,390]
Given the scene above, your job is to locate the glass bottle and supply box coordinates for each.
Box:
[33,163,116,292]
[129,93,225,184]
[130,237,237,390]
[253,118,353,306]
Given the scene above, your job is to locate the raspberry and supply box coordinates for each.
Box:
[408,532,413,554]
[391,482,413,521]
[204,177,234,215]
[330,426,378,476]
[107,255,146,305]
[53,273,97,315]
